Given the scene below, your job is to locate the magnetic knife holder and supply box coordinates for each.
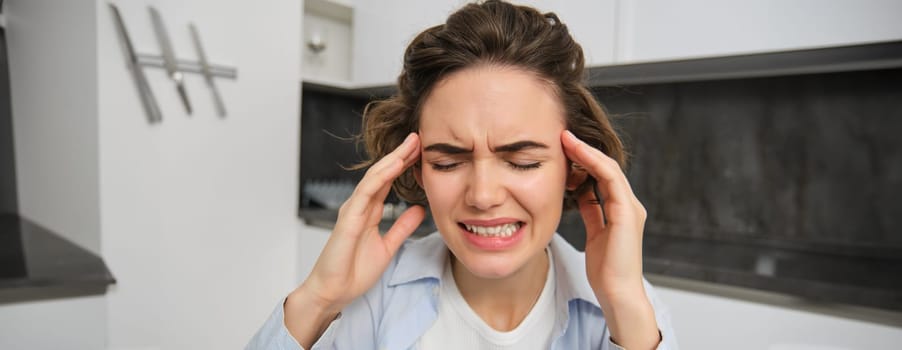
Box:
[109,3,237,124]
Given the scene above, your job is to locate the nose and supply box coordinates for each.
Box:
[465,160,506,211]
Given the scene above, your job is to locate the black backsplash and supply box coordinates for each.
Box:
[601,68,902,250]
[299,88,369,186]
[299,88,405,209]
[299,68,902,251]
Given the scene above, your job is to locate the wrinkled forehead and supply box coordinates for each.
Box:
[417,66,566,148]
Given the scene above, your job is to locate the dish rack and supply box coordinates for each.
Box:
[302,179,356,210]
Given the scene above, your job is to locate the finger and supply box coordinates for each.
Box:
[561,131,634,211]
[382,205,426,255]
[367,139,420,223]
[562,131,645,227]
[566,163,589,191]
[363,181,397,228]
[401,136,421,168]
[340,160,401,220]
[359,133,419,198]
[369,134,421,220]
[342,134,420,217]
[366,199,386,228]
[577,185,606,236]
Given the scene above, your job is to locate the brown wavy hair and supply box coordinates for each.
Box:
[356,0,625,209]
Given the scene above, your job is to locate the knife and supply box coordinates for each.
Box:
[149,6,192,114]
[189,23,227,117]
[109,4,163,123]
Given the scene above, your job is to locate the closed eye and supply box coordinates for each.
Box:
[430,162,462,171]
[508,161,542,171]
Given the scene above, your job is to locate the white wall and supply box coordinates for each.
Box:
[96,0,302,348]
[4,0,303,348]
[297,224,331,285]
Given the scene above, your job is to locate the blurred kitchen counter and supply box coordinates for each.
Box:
[300,207,437,237]
[556,212,902,329]
[0,214,115,303]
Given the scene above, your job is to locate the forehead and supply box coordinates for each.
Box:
[418,66,565,142]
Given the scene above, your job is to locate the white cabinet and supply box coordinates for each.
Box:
[304,0,457,87]
[616,0,902,63]
[656,286,902,349]
[302,0,354,86]
[351,0,463,87]
[307,0,902,87]
[349,0,617,87]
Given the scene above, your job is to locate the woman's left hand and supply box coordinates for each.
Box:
[561,130,660,349]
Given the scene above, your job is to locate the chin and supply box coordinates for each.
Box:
[455,251,526,279]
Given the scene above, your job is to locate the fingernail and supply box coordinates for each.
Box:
[403,133,415,144]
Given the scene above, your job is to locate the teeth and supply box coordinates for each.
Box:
[463,223,521,237]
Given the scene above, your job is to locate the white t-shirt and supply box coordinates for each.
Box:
[418,249,556,349]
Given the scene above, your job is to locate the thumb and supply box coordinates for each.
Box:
[382,205,426,256]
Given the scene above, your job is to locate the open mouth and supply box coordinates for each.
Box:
[458,222,524,237]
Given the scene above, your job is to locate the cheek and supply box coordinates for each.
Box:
[509,162,569,208]
[421,169,462,205]
[523,164,567,186]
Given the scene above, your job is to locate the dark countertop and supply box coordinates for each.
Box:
[556,211,902,315]
[639,232,902,310]
[0,213,115,303]
[300,208,902,316]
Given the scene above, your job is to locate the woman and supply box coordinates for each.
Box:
[249,1,676,349]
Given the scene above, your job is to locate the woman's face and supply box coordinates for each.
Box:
[417,66,569,279]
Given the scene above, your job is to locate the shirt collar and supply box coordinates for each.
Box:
[388,232,448,287]
[388,232,601,309]
[548,233,601,309]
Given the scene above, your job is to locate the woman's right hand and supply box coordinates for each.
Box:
[285,133,425,347]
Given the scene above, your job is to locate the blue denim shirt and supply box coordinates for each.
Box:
[247,233,678,350]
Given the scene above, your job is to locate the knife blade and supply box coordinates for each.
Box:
[189,23,227,117]
[109,4,163,123]
[148,6,192,114]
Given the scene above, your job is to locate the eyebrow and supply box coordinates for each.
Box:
[494,140,548,153]
[423,143,470,154]
[423,140,548,154]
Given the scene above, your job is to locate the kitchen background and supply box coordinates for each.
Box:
[1,0,901,349]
